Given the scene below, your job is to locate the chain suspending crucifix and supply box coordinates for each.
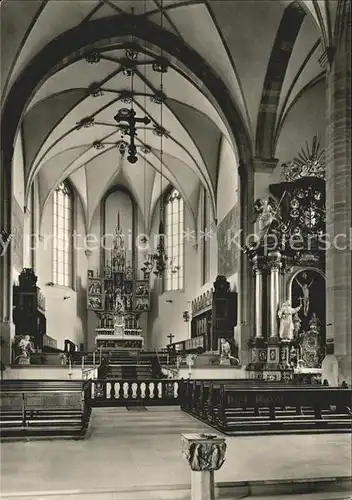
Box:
[114,108,151,164]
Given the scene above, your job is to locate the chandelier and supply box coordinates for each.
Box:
[141,0,169,278]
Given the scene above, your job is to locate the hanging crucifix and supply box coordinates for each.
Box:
[114,108,151,164]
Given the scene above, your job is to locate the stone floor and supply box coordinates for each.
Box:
[1,407,351,499]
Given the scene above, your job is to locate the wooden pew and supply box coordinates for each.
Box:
[181,380,352,435]
[0,380,91,441]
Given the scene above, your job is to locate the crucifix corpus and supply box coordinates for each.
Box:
[167,333,175,345]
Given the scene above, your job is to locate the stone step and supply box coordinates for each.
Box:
[2,483,349,500]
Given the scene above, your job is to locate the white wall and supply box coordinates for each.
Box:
[149,137,240,350]
[11,129,25,279]
[274,79,326,181]
[36,191,86,350]
[148,201,198,349]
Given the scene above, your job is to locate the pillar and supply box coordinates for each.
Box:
[181,433,226,500]
[265,252,282,379]
[0,147,13,368]
[268,251,281,338]
[254,267,263,338]
[323,3,351,386]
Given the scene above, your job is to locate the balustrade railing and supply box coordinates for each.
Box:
[84,379,183,406]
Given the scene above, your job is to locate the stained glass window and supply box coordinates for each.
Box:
[165,189,184,291]
[52,182,73,287]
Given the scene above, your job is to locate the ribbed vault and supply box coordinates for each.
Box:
[1,0,331,231]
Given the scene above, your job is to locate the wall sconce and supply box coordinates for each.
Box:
[166,300,173,303]
[63,296,71,300]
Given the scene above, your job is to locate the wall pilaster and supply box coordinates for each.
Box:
[324,4,351,385]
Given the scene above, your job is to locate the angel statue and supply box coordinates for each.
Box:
[294,273,314,316]
[252,197,280,236]
[278,301,302,340]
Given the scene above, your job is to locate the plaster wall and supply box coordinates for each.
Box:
[36,191,86,350]
[274,79,326,180]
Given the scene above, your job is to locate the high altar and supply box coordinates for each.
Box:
[87,214,149,350]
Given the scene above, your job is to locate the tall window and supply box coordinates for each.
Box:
[165,189,184,291]
[53,182,73,287]
[201,188,210,285]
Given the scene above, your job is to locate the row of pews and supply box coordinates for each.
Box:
[0,380,92,441]
[181,379,352,435]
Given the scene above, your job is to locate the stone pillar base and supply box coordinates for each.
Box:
[322,354,352,387]
[191,470,214,500]
[0,321,13,367]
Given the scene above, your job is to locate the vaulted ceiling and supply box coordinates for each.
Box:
[1,0,337,231]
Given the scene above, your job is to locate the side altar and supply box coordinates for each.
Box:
[87,214,149,350]
[245,138,326,381]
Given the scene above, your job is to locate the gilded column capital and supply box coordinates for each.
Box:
[181,433,226,472]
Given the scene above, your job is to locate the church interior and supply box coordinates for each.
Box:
[0,1,351,499]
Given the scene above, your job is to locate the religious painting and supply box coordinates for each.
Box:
[11,197,24,272]
[134,297,149,312]
[135,280,149,297]
[124,282,133,295]
[87,270,94,279]
[217,205,239,277]
[87,296,102,310]
[88,279,102,295]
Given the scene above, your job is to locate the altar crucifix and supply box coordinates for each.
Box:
[167,333,175,345]
[114,108,151,164]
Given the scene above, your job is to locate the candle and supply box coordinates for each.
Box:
[69,359,72,372]
[93,352,96,365]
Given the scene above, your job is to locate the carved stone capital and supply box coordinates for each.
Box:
[253,157,279,173]
[181,433,226,472]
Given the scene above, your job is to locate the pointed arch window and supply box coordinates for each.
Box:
[201,188,210,285]
[52,182,73,287]
[165,189,184,291]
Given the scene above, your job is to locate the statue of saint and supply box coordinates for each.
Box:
[15,335,34,364]
[294,273,313,316]
[220,338,239,365]
[308,312,321,332]
[252,198,280,236]
[292,312,301,337]
[278,301,302,340]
